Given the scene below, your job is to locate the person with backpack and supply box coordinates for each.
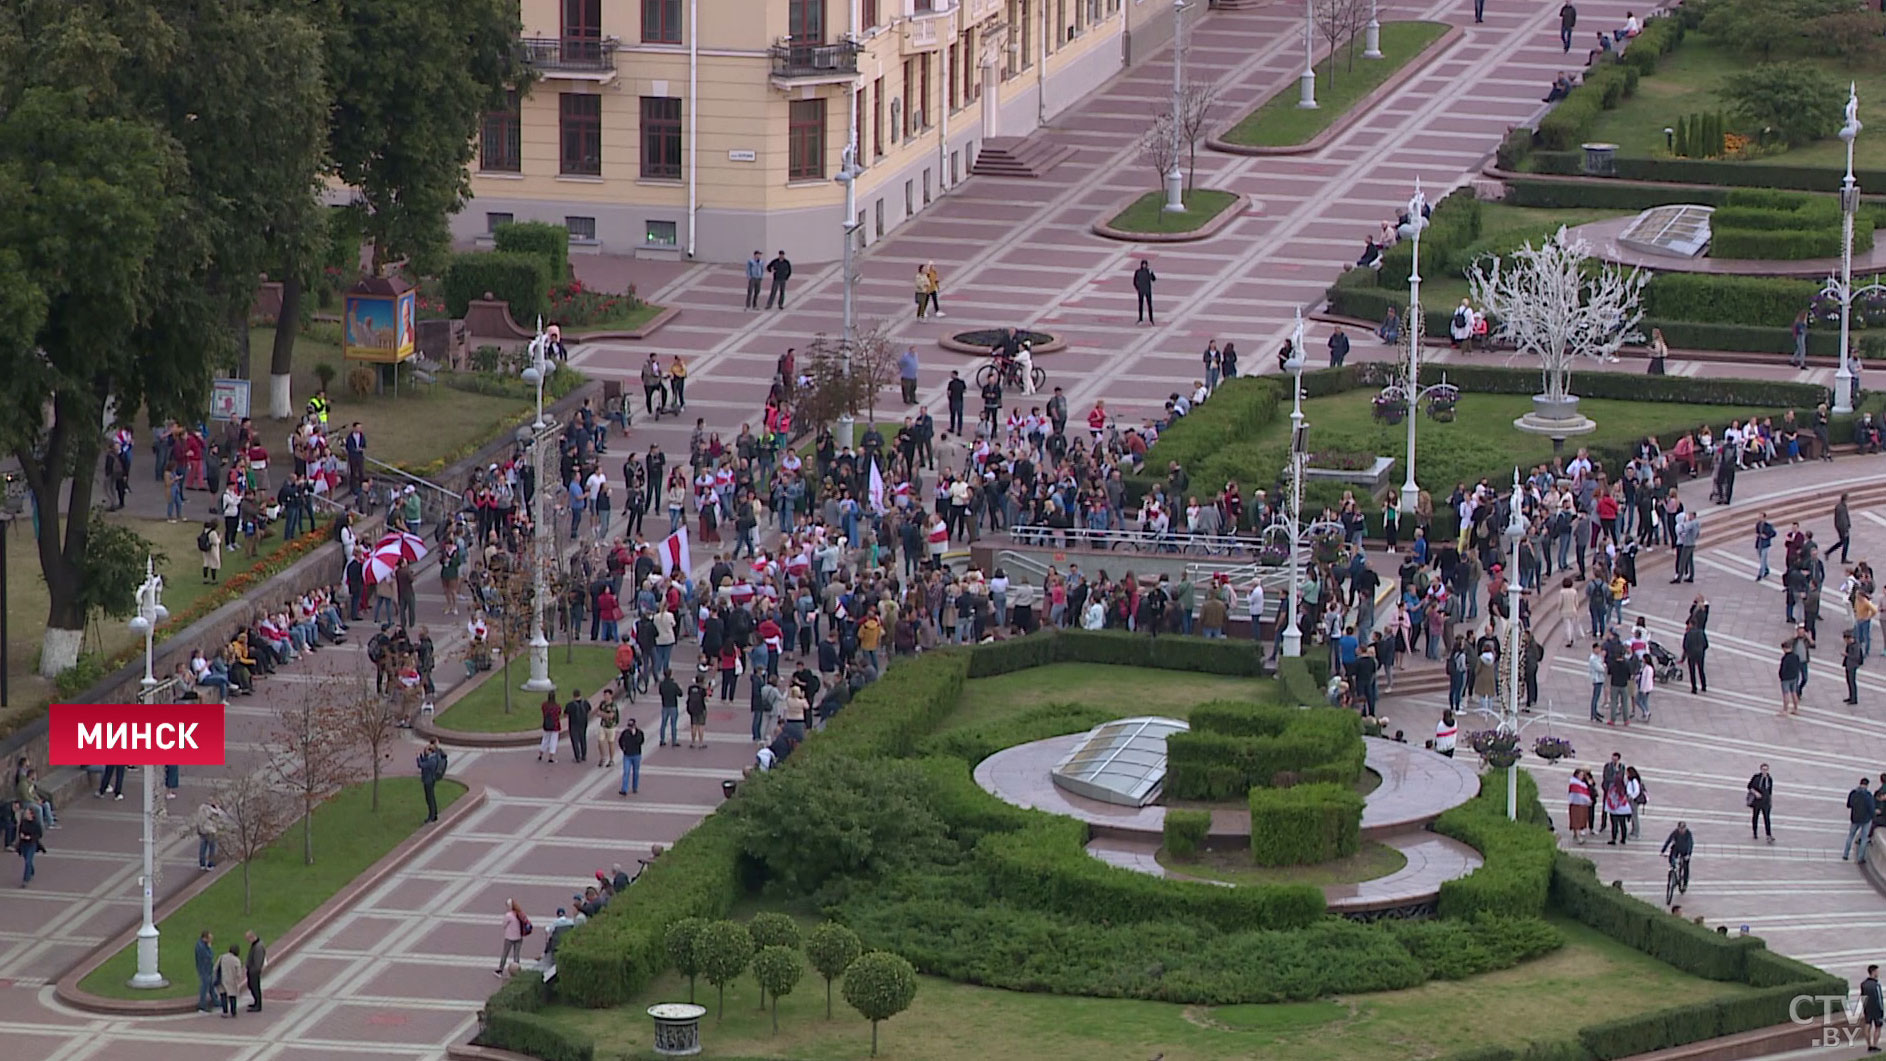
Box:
[496,899,530,976]
[1445,635,1468,711]
[1449,299,1473,348]
[416,740,448,824]
[367,624,392,694]
[199,522,222,584]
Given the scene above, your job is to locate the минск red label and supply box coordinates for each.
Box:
[47,704,227,766]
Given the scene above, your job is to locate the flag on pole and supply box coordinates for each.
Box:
[657,526,692,576]
[868,459,888,515]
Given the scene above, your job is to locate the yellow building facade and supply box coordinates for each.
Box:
[459,0,1177,264]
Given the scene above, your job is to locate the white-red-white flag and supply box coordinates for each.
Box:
[868,459,888,515]
[657,526,692,576]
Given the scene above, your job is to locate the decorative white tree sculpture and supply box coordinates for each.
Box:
[1468,226,1648,412]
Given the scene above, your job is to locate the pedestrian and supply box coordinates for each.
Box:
[16,804,42,886]
[764,250,792,309]
[243,930,266,1011]
[1754,512,1776,581]
[1433,708,1457,758]
[1132,259,1157,324]
[1603,772,1633,844]
[1844,630,1865,705]
[564,689,592,764]
[913,264,933,319]
[216,944,244,1016]
[1844,777,1877,862]
[1474,0,1485,22]
[1587,641,1606,721]
[496,899,527,976]
[195,930,217,1013]
[1567,768,1594,843]
[193,798,224,868]
[744,250,765,310]
[597,690,620,765]
[1605,646,1632,726]
[416,739,448,823]
[617,717,645,796]
[1626,765,1647,838]
[1792,310,1810,369]
[1559,1,1578,51]
[1861,964,1884,1052]
[924,262,944,317]
[1747,763,1774,843]
[538,690,562,763]
[898,346,920,404]
[1633,653,1654,722]
[1834,492,1853,564]
[1327,325,1350,367]
[678,670,704,747]
[1778,641,1804,716]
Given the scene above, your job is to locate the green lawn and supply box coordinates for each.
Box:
[248,325,534,476]
[1107,189,1241,235]
[569,301,665,335]
[79,777,465,1000]
[941,663,1265,732]
[1576,31,1886,172]
[538,917,1750,1061]
[1221,22,1451,148]
[1159,840,1407,887]
[437,643,627,733]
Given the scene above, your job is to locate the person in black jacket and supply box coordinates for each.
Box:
[16,805,43,886]
[1133,260,1157,324]
[416,740,449,823]
[1681,619,1709,694]
[1747,763,1774,843]
[765,250,792,309]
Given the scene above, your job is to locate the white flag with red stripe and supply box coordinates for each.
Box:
[657,526,692,577]
[868,459,888,515]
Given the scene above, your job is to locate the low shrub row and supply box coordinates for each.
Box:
[1641,273,1820,329]
[1166,703,1364,800]
[1163,808,1211,859]
[965,626,1269,679]
[492,221,571,283]
[1538,58,1641,151]
[1415,363,1830,409]
[479,1007,594,1061]
[1378,189,1483,290]
[1431,770,1559,919]
[1248,782,1363,866]
[919,701,1117,765]
[1276,657,1328,707]
[975,819,1327,931]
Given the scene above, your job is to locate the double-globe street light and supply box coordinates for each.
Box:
[521,327,558,692]
[1164,0,1191,213]
[1822,85,1866,415]
[128,556,170,989]
[1393,179,1458,515]
[1276,311,1344,660]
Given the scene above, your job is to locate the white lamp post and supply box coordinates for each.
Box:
[1298,0,1318,109]
[1281,312,1308,658]
[522,421,555,693]
[1502,469,1525,822]
[1399,180,1430,516]
[1363,0,1382,59]
[127,556,169,989]
[522,318,549,429]
[834,143,862,448]
[1164,0,1189,213]
[1831,85,1863,415]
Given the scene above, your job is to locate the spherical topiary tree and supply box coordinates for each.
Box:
[804,921,863,1019]
[693,919,755,1020]
[751,945,805,1035]
[841,950,918,1057]
[664,916,707,1004]
[746,912,803,1009]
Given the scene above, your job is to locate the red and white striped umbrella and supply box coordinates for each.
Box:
[363,551,400,585]
[373,531,428,564]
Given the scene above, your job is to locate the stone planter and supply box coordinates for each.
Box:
[648,1003,707,1056]
[938,328,1065,355]
[1303,456,1397,500]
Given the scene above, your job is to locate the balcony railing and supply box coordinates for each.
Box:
[519,36,619,75]
[769,37,861,79]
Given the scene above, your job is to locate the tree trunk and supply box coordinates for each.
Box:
[242,862,253,914]
[229,303,252,381]
[20,395,100,677]
[370,757,381,812]
[871,1020,879,1057]
[502,651,513,713]
[269,273,302,418]
[825,978,832,1019]
[303,796,313,865]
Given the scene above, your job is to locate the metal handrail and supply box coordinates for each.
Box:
[518,36,619,73]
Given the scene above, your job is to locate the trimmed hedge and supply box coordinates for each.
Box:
[1414,363,1828,409]
[963,627,1267,679]
[975,819,1327,931]
[1501,177,1736,211]
[1163,808,1210,859]
[442,250,550,322]
[1431,770,1558,919]
[1379,189,1483,290]
[493,221,571,283]
[1549,853,1764,982]
[479,1009,595,1061]
[1641,273,1821,328]
[919,701,1116,766]
[1166,702,1365,800]
[1276,657,1326,707]
[794,650,968,763]
[1248,782,1363,866]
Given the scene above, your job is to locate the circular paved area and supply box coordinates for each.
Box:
[5,1,1861,1058]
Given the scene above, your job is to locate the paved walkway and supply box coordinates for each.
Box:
[14,0,1858,1057]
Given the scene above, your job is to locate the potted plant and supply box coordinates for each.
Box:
[1469,729,1522,768]
[1426,395,1457,422]
[1533,735,1576,761]
[1372,394,1406,425]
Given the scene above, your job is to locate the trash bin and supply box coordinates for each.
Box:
[648,1003,707,1056]
[721,779,738,800]
[1581,142,1618,177]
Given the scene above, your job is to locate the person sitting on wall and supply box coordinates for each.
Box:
[1543,71,1578,103]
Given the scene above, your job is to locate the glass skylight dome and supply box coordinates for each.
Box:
[1050,716,1189,807]
[1618,204,1714,259]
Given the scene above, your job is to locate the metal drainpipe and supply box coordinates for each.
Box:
[685,0,698,257]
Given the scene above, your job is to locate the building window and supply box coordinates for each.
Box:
[874,198,885,239]
[862,0,879,29]
[948,44,959,112]
[564,0,603,63]
[788,98,826,181]
[872,78,884,158]
[480,91,521,173]
[642,0,681,43]
[645,220,678,247]
[559,94,602,176]
[788,0,823,41]
[486,212,514,232]
[640,96,683,180]
[922,169,932,205]
[904,179,913,216]
[565,216,597,241]
[950,150,959,184]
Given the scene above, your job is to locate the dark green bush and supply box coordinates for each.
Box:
[1577,983,1822,1060]
[1276,657,1325,707]
[1713,225,1862,260]
[1247,782,1363,866]
[1538,91,1605,151]
[1641,273,1821,327]
[963,630,1057,677]
[1379,189,1482,288]
[728,755,956,896]
[1166,704,1364,800]
[442,251,550,321]
[478,1009,595,1061]
[1549,853,1760,981]
[1432,770,1558,918]
[492,221,571,282]
[975,819,1326,931]
[1052,628,1267,675]
[919,702,1116,765]
[1500,177,1735,209]
[795,651,968,763]
[1496,127,1535,171]
[1163,808,1211,860]
[1420,363,1830,408]
[1383,914,1564,979]
[906,756,1043,842]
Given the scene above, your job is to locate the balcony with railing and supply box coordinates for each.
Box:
[519,36,620,80]
[769,37,861,83]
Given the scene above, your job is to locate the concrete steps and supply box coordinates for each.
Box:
[969,136,1075,179]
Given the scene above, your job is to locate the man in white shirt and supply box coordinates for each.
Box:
[1247,582,1266,642]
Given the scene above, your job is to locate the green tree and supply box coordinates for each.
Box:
[805,922,863,1019]
[664,917,707,1004]
[1704,0,1852,61]
[842,951,918,1057]
[1722,62,1845,146]
[747,911,803,1009]
[752,946,804,1035]
[728,755,954,896]
[694,920,755,1020]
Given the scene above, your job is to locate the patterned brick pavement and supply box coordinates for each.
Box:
[15,1,1873,1057]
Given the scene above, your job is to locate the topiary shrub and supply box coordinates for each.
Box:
[805,921,863,1019]
[664,916,707,1003]
[1163,808,1210,860]
[695,919,756,1019]
[442,250,550,322]
[1166,702,1364,800]
[1247,782,1364,866]
[842,951,919,1058]
[493,220,571,283]
[752,945,804,1034]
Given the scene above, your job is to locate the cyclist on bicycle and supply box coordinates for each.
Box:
[1661,820,1694,869]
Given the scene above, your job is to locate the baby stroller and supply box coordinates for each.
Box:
[1646,640,1683,684]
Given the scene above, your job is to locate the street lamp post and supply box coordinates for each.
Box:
[1502,469,1525,822]
[522,421,555,693]
[1298,0,1318,109]
[1164,0,1188,213]
[1833,85,1863,415]
[1363,0,1382,59]
[1399,180,1429,516]
[834,144,862,449]
[1282,312,1308,658]
[522,318,549,429]
[127,556,169,989]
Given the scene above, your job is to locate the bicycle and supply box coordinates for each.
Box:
[974,359,1047,393]
[1665,853,1690,906]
